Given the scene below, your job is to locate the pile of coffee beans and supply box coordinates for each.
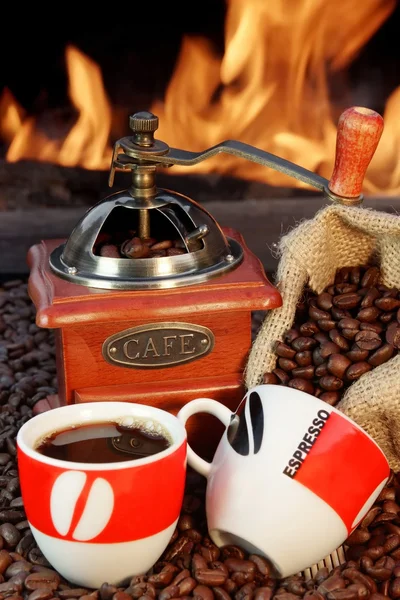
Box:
[2,278,400,599]
[94,232,187,259]
[263,265,400,406]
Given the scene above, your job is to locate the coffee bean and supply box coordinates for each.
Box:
[341,329,358,340]
[0,523,20,548]
[331,307,352,321]
[369,344,394,367]
[284,329,300,344]
[346,362,372,381]
[272,369,290,385]
[316,293,333,311]
[375,297,400,311]
[314,332,329,344]
[329,329,349,351]
[333,293,361,309]
[28,590,54,600]
[327,354,352,379]
[320,341,341,359]
[336,267,352,283]
[317,575,347,594]
[319,392,340,406]
[158,584,179,600]
[357,307,381,323]
[248,555,269,578]
[292,337,317,351]
[355,330,382,351]
[263,373,279,385]
[292,366,314,379]
[299,322,320,336]
[380,312,395,324]
[317,319,336,331]
[360,322,383,334]
[361,288,381,308]
[195,570,227,586]
[288,378,314,395]
[5,560,31,577]
[224,559,256,577]
[151,240,173,251]
[338,318,360,331]
[309,306,331,321]
[275,343,296,359]
[346,345,370,361]
[0,581,21,595]
[319,376,343,391]
[350,267,361,285]
[362,267,380,288]
[121,238,150,259]
[346,528,371,546]
[335,284,359,294]
[178,577,197,595]
[315,364,328,377]
[253,589,273,600]
[221,546,246,561]
[25,572,60,591]
[386,322,400,348]
[193,584,214,600]
[278,358,297,371]
[294,351,312,367]
[0,549,12,574]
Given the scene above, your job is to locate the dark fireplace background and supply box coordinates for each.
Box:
[1,1,399,154]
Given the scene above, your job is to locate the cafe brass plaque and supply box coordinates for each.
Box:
[102,322,215,369]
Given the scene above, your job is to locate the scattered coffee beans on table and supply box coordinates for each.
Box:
[2,279,400,598]
[263,265,400,405]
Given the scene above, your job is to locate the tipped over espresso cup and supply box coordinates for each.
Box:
[17,402,187,588]
[177,384,390,578]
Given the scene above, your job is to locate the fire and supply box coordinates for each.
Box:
[0,0,399,193]
[0,46,112,170]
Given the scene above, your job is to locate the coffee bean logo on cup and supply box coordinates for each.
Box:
[178,385,390,578]
[17,402,187,588]
[50,471,114,541]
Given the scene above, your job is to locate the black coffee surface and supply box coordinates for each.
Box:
[35,421,171,463]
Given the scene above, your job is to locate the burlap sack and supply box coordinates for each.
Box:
[245,203,400,471]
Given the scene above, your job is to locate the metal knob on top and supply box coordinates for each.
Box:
[129,111,159,133]
[129,112,159,148]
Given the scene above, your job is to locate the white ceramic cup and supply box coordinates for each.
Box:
[17,402,187,588]
[177,385,390,578]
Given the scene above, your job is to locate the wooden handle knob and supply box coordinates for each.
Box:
[328,107,384,199]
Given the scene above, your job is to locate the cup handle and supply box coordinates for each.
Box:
[177,399,233,478]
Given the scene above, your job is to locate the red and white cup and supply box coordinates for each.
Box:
[17,402,187,588]
[177,385,390,578]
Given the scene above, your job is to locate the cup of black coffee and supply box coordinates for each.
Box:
[17,402,187,588]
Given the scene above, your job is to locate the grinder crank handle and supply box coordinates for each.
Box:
[327,107,384,204]
[110,107,384,205]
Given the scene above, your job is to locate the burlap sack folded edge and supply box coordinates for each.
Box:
[244,203,400,471]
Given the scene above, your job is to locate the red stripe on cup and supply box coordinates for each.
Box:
[18,441,186,543]
[294,412,389,533]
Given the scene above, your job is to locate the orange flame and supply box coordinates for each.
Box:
[0,0,399,193]
[1,46,112,170]
[152,0,397,193]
